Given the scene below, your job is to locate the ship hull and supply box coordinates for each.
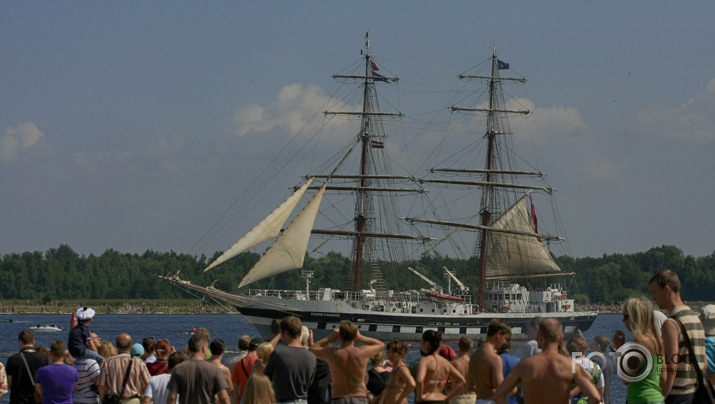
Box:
[234,298,597,342]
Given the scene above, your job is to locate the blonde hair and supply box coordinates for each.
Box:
[369,350,384,368]
[622,296,662,352]
[256,342,274,365]
[242,374,275,404]
[98,340,117,358]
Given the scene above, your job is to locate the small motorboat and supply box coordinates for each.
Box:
[30,324,63,332]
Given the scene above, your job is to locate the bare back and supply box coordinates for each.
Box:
[494,349,601,404]
[380,362,414,404]
[327,345,374,398]
[450,354,473,396]
[469,343,503,400]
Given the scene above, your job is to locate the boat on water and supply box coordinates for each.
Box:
[165,34,597,342]
[30,324,63,332]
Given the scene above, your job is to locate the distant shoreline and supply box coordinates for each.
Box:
[0,298,228,315]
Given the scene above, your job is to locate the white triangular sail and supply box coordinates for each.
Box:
[238,182,327,288]
[485,196,560,277]
[203,179,313,272]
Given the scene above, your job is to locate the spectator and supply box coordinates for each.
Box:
[141,351,187,404]
[146,340,171,376]
[701,304,715,385]
[6,329,49,404]
[166,334,229,404]
[416,330,464,403]
[73,341,102,404]
[233,337,262,403]
[208,339,234,400]
[68,307,104,364]
[141,338,156,364]
[35,341,79,404]
[98,333,151,404]
[241,374,275,404]
[265,316,316,404]
[493,319,601,404]
[649,270,707,403]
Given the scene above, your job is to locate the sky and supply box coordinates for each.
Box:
[2,1,715,260]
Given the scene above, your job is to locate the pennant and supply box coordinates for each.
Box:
[370,140,385,149]
[370,60,379,71]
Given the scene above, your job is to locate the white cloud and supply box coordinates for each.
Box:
[633,78,715,142]
[228,83,355,140]
[0,122,45,162]
[506,98,585,144]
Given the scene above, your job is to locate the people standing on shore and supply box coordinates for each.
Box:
[34,340,79,404]
[469,319,513,403]
[73,341,102,404]
[264,316,316,404]
[366,350,389,398]
[98,333,151,404]
[68,307,104,364]
[141,338,156,364]
[613,296,664,404]
[589,336,612,404]
[166,334,230,404]
[208,339,234,400]
[0,361,7,400]
[6,329,49,404]
[378,340,415,404]
[566,335,604,403]
[493,318,601,404]
[649,270,707,403]
[232,337,261,403]
[141,351,187,404]
[416,330,465,403]
[701,304,715,385]
[497,340,520,404]
[146,339,171,376]
[310,320,385,404]
[448,336,477,404]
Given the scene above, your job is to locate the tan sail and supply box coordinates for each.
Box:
[204,179,314,272]
[238,182,327,288]
[485,197,560,276]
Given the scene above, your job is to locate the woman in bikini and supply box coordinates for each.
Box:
[379,340,415,404]
[415,330,465,403]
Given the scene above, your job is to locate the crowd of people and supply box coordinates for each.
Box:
[0,270,713,404]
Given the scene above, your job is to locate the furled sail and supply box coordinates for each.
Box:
[203,179,314,272]
[238,182,327,288]
[484,196,560,276]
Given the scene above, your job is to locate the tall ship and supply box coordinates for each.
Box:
[165,33,597,341]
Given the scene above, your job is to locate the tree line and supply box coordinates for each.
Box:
[0,244,712,304]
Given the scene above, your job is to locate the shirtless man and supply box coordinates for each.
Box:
[310,321,384,403]
[450,336,477,404]
[469,319,513,403]
[492,318,601,404]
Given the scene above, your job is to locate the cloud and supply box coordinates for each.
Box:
[0,122,45,163]
[228,83,356,140]
[506,98,586,144]
[633,78,715,142]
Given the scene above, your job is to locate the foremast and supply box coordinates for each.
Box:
[316,32,417,292]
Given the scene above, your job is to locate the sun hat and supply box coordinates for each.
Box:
[76,307,95,321]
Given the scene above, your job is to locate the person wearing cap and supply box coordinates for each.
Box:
[147,340,172,376]
[68,307,104,365]
[702,304,715,385]
[131,344,145,359]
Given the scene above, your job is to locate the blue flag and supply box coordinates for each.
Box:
[497,59,510,70]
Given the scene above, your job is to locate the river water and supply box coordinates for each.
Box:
[0,312,629,403]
